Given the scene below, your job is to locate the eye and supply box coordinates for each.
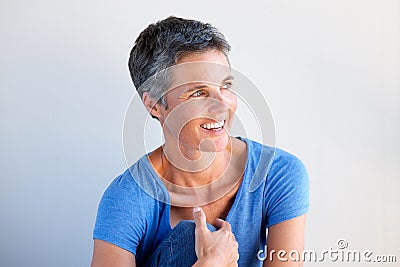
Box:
[191,90,206,97]
[221,81,233,90]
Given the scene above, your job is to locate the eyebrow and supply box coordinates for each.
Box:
[223,75,234,82]
[183,75,235,93]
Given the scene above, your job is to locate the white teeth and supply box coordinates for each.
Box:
[201,120,224,130]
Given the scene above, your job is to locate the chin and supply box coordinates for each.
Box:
[198,133,230,152]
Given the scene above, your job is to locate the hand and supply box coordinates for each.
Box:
[192,207,239,267]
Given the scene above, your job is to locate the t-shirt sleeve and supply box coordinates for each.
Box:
[264,149,310,228]
[93,174,146,255]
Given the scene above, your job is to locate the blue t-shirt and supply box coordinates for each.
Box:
[93,137,309,266]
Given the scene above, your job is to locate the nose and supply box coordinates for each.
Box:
[206,86,230,114]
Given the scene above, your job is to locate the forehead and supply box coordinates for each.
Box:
[177,50,229,65]
[167,50,231,91]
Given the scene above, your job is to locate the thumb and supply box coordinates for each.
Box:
[193,207,208,230]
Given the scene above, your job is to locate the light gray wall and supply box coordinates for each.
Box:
[1,1,399,266]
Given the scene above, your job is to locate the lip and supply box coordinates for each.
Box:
[199,119,226,134]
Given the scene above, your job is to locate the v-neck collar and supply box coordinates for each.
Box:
[142,136,251,230]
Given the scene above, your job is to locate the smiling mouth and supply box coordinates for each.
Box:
[200,120,225,131]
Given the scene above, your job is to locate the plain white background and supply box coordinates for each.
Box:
[1,0,399,266]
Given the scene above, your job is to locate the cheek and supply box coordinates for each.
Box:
[180,119,200,134]
[226,93,238,113]
[162,102,202,133]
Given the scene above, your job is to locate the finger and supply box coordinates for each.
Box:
[233,251,239,264]
[227,243,239,265]
[227,251,239,266]
[193,207,208,230]
[214,218,232,232]
[228,241,239,258]
[213,218,224,228]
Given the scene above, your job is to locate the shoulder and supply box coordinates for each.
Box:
[95,155,167,228]
[95,168,151,224]
[244,138,306,170]
[93,159,164,255]
[236,137,308,181]
[99,158,165,211]
[271,147,308,176]
[103,151,169,198]
[239,137,275,171]
[103,169,141,197]
[265,146,309,192]
[263,147,310,227]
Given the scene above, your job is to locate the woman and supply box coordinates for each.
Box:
[91,16,309,267]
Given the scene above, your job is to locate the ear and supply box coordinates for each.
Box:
[142,92,163,119]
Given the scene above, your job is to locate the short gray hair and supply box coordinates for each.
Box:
[128,16,231,112]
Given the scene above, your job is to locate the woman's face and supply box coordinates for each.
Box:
[157,50,237,153]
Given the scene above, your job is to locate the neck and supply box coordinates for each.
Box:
[147,136,247,207]
[160,137,233,187]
